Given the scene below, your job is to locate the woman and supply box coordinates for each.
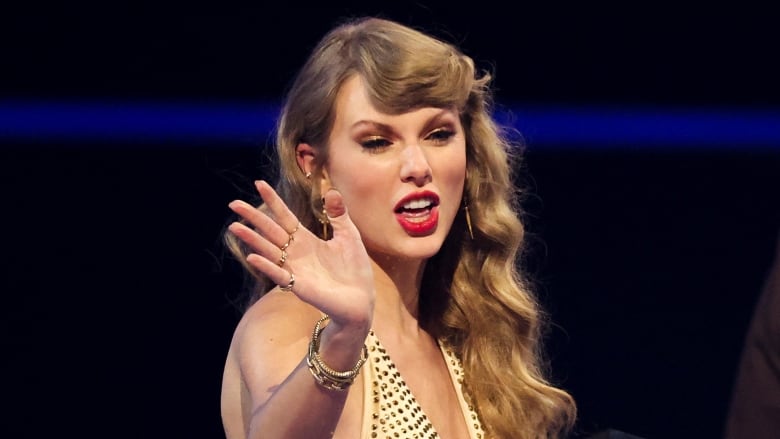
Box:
[220,16,576,439]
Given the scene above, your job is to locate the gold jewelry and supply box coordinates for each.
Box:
[277,249,288,267]
[279,272,295,292]
[286,222,301,236]
[463,173,474,240]
[280,222,300,251]
[318,198,330,240]
[465,204,474,240]
[307,315,368,391]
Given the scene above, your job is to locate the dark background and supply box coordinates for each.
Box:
[3,2,779,438]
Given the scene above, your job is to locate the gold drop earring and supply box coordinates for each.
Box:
[465,203,474,240]
[319,197,330,240]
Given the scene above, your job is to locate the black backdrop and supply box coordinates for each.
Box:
[4,3,780,439]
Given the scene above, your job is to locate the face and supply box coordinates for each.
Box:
[321,75,467,261]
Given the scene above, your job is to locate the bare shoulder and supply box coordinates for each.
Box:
[221,290,322,438]
[233,289,321,387]
[237,290,322,349]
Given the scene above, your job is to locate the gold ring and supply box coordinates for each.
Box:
[280,222,301,251]
[279,273,295,292]
[286,222,301,236]
[277,249,287,267]
[280,234,294,251]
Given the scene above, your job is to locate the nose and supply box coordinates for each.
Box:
[400,143,432,186]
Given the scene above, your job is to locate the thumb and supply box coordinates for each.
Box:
[323,188,347,218]
[323,189,360,238]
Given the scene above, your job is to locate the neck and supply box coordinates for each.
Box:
[368,252,427,339]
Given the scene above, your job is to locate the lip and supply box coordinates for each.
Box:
[394,191,440,236]
[394,191,440,211]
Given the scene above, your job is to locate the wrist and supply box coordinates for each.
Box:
[307,316,369,391]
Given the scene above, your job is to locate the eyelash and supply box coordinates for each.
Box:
[427,128,455,145]
[360,136,392,150]
[359,128,455,150]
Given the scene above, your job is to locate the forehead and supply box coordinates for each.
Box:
[332,75,457,128]
[334,76,375,119]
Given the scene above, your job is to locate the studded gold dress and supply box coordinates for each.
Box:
[360,330,485,439]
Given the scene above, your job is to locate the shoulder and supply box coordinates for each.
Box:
[234,289,322,363]
[230,290,323,397]
[240,289,321,334]
[221,290,322,437]
[754,246,780,345]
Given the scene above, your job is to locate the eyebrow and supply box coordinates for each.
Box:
[349,109,457,135]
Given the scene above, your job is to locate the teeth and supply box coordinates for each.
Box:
[403,198,433,210]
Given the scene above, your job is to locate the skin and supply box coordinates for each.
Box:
[220,75,470,439]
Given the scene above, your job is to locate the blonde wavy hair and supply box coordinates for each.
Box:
[225,16,576,439]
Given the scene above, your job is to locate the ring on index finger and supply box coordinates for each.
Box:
[285,222,301,236]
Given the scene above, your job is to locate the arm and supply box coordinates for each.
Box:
[724,230,780,439]
[234,298,369,438]
[226,181,375,438]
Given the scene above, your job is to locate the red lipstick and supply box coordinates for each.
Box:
[393,191,440,236]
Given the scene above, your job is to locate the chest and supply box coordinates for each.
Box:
[351,332,481,439]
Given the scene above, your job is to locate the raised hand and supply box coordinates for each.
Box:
[227,180,375,327]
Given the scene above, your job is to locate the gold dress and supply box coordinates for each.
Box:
[359,330,485,439]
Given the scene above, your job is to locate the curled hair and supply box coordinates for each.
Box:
[224,16,576,438]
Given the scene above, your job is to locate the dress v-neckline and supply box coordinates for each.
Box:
[359,330,485,438]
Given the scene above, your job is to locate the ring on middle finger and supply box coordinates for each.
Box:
[280,234,294,251]
[280,222,300,250]
[277,249,288,267]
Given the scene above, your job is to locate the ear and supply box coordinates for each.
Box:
[295,143,316,177]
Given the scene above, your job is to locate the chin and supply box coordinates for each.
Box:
[400,233,451,260]
[367,235,447,262]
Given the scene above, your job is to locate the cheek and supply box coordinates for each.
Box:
[432,159,466,222]
[332,158,373,188]
[439,152,467,191]
[328,163,382,212]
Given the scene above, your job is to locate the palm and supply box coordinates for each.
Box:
[228,181,375,325]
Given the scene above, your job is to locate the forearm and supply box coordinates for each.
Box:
[247,320,369,439]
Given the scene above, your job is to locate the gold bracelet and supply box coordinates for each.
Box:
[306,315,368,391]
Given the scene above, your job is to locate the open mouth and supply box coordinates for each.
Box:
[394,197,439,216]
[394,192,440,235]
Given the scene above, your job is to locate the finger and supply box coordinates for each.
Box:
[228,222,289,266]
[228,199,291,249]
[323,189,361,240]
[323,188,346,218]
[246,254,297,291]
[254,180,301,235]
[245,254,338,310]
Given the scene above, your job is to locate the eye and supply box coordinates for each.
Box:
[426,128,455,145]
[360,136,392,151]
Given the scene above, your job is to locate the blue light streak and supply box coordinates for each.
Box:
[2,100,779,150]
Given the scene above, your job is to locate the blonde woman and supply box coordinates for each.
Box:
[220,16,576,439]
